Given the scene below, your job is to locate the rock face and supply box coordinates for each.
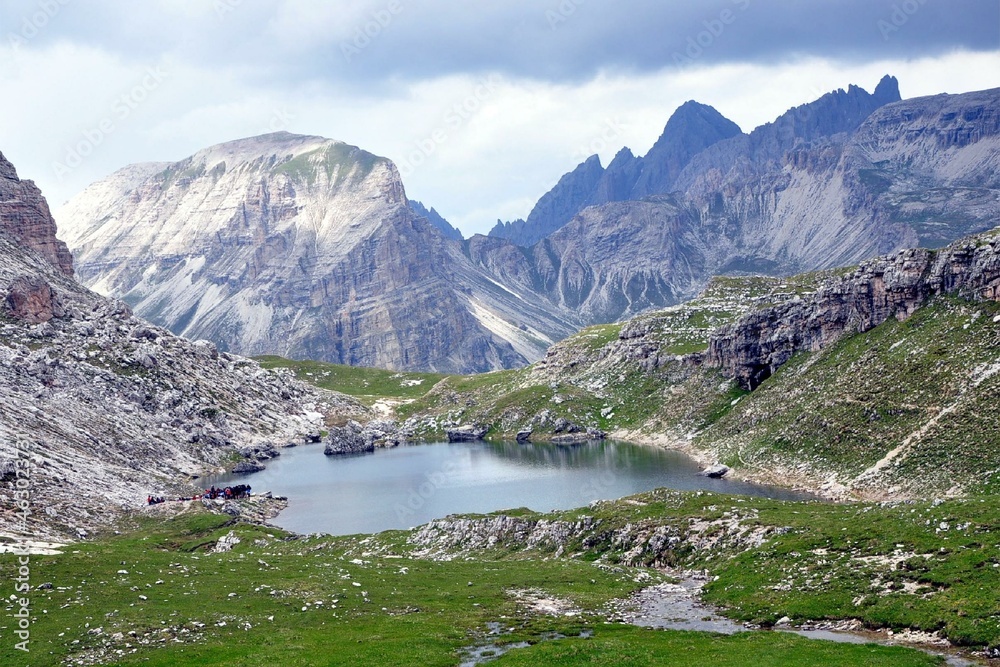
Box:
[57,133,579,373]
[0,149,366,539]
[0,151,74,276]
[446,424,488,442]
[488,101,741,247]
[5,275,63,323]
[490,155,605,247]
[475,80,1000,326]
[703,234,1000,389]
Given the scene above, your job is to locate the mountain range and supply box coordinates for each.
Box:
[56,76,1000,372]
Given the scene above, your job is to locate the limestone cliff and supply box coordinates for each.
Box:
[57,133,579,372]
[704,233,1000,389]
[0,151,74,276]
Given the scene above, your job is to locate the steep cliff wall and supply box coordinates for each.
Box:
[57,133,578,372]
[705,234,1000,389]
[0,151,74,276]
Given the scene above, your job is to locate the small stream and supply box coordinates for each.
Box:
[624,577,980,666]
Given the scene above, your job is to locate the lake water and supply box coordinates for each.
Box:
[207,440,812,536]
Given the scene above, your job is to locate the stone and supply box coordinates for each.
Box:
[5,275,61,324]
[325,421,375,455]
[232,460,266,474]
[516,429,532,443]
[701,464,730,479]
[446,425,488,442]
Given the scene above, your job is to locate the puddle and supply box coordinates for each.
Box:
[458,626,593,667]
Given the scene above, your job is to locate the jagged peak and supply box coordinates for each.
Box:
[647,101,743,158]
[874,74,901,104]
[607,147,636,168]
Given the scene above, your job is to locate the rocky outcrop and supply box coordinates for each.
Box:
[5,275,64,323]
[57,133,579,373]
[0,152,73,276]
[446,424,487,442]
[324,419,404,455]
[325,421,376,455]
[704,234,1000,389]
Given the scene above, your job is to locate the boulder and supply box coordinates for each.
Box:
[232,460,265,474]
[446,425,487,442]
[325,421,375,455]
[5,275,62,324]
[239,441,279,461]
[516,429,533,443]
[700,464,730,479]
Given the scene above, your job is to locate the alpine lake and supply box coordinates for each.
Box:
[207,439,812,536]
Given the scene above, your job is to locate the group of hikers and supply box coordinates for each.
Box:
[146,484,252,505]
[203,484,252,500]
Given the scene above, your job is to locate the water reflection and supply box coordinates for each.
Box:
[206,440,812,536]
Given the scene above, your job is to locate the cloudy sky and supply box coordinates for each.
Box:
[1,0,998,236]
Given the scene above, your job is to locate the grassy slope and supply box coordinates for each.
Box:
[392,274,835,442]
[5,490,985,666]
[350,279,1000,497]
[255,356,448,405]
[699,296,1000,496]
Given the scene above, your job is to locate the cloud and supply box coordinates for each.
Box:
[2,0,998,87]
[0,1,998,237]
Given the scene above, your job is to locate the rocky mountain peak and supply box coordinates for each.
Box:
[488,154,606,247]
[873,74,901,105]
[0,151,74,277]
[628,100,742,198]
[57,134,579,373]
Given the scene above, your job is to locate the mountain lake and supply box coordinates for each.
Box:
[207,440,813,536]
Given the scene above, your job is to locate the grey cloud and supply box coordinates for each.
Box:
[3,0,997,88]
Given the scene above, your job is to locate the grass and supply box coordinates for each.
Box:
[700,296,1000,494]
[5,491,986,666]
[271,144,384,188]
[494,626,940,666]
[254,356,448,404]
